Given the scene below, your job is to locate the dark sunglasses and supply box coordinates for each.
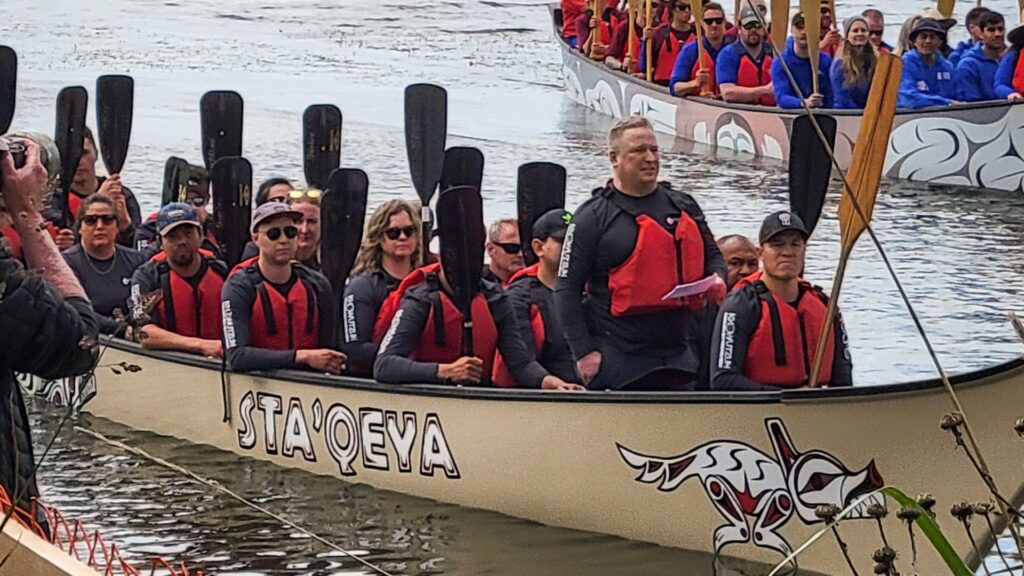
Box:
[742,20,763,30]
[985,26,1005,33]
[81,214,117,226]
[704,17,725,25]
[186,196,208,207]
[494,242,522,255]
[384,226,417,240]
[264,225,298,241]
[819,7,831,14]
[868,29,884,36]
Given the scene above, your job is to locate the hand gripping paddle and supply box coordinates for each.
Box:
[437,185,485,357]
[516,162,567,266]
[95,74,134,175]
[211,156,252,268]
[200,90,243,169]
[303,104,342,190]
[321,168,369,299]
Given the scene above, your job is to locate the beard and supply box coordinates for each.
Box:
[170,250,196,269]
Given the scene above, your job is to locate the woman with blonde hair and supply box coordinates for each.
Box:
[288,188,322,270]
[830,15,877,109]
[341,199,422,375]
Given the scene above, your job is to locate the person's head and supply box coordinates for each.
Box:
[701,2,726,43]
[965,6,991,41]
[156,202,203,269]
[255,177,293,206]
[977,10,1005,52]
[819,1,834,30]
[486,217,524,281]
[862,8,885,47]
[77,193,119,254]
[895,14,922,55]
[840,16,877,87]
[792,12,810,51]
[531,209,572,272]
[72,127,98,194]
[738,4,765,48]
[670,0,691,28]
[844,16,870,47]
[352,200,422,275]
[717,234,759,289]
[608,115,659,194]
[250,202,302,266]
[911,18,946,57]
[185,165,211,207]
[758,211,809,283]
[287,189,322,260]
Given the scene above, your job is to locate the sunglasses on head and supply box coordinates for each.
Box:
[81,214,117,226]
[288,188,322,201]
[384,226,417,240]
[263,225,298,241]
[704,16,725,25]
[494,242,522,255]
[186,196,208,207]
[742,20,762,30]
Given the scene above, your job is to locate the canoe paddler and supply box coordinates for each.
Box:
[133,164,220,258]
[553,115,726,390]
[129,202,227,358]
[221,201,344,374]
[669,1,728,97]
[717,234,759,290]
[772,12,834,109]
[710,211,852,391]
[638,0,694,86]
[716,3,775,106]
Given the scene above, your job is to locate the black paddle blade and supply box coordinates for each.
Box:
[404,83,447,205]
[162,156,191,207]
[788,114,837,237]
[0,46,16,134]
[302,104,342,190]
[440,146,484,196]
[516,162,567,266]
[200,90,243,169]
[54,86,88,228]
[437,185,484,357]
[211,156,253,268]
[95,74,133,175]
[321,168,369,298]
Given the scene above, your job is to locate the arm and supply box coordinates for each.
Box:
[222,276,299,372]
[716,48,767,104]
[709,290,778,391]
[772,59,804,109]
[829,61,856,109]
[339,275,384,370]
[115,184,142,247]
[553,203,601,361]
[994,51,1018,99]
[898,62,954,109]
[372,289,442,384]
[955,62,983,103]
[489,287,548,388]
[669,44,698,96]
[827,309,853,387]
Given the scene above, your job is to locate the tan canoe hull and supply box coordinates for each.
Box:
[0,520,101,576]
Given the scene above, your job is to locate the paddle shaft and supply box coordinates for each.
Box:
[937,0,955,19]
[771,0,789,51]
[690,0,711,96]
[627,4,638,64]
[801,0,821,94]
[645,0,653,81]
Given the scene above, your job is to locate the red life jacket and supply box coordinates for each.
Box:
[68,194,82,222]
[736,50,775,105]
[232,259,321,351]
[735,271,835,388]
[1013,50,1024,95]
[150,250,226,340]
[605,188,706,316]
[562,0,586,39]
[372,263,443,343]
[492,265,547,388]
[653,26,689,83]
[688,39,719,95]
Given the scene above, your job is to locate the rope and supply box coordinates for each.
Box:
[73,426,398,576]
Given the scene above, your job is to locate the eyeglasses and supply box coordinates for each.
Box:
[263,226,298,241]
[704,17,725,25]
[384,226,417,240]
[742,20,763,30]
[493,242,522,255]
[868,29,884,36]
[186,196,208,207]
[81,214,117,226]
[288,189,322,201]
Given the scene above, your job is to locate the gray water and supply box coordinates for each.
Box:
[5,0,1024,573]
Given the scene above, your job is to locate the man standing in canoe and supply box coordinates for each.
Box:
[554,116,726,390]
[710,211,852,390]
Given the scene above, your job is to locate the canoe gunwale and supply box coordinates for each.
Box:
[102,337,1024,404]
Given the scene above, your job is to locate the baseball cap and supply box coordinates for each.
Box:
[758,210,809,244]
[157,202,201,236]
[250,201,302,234]
[739,4,760,26]
[532,209,572,241]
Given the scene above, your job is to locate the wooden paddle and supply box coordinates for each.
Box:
[807,52,902,388]
[162,156,191,207]
[302,104,342,190]
[0,46,15,134]
[54,86,88,229]
[771,0,789,51]
[404,83,447,262]
[210,156,252,268]
[200,90,243,169]
[787,114,836,237]
[321,168,368,300]
[645,0,654,81]
[440,146,485,196]
[799,0,821,94]
[516,162,567,266]
[690,0,711,96]
[95,75,133,175]
[437,185,485,357]
[627,0,641,70]
[937,0,955,20]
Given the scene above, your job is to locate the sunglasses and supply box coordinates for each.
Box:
[985,26,1005,33]
[868,28,884,36]
[704,17,725,25]
[81,214,117,226]
[263,225,299,241]
[384,226,417,240]
[186,196,208,207]
[289,188,322,201]
[820,7,831,14]
[493,242,522,255]
[742,20,763,30]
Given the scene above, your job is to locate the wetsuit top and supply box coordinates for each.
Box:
[341,269,402,374]
[221,263,336,372]
[374,277,548,387]
[553,182,725,359]
[62,244,147,334]
[505,271,580,384]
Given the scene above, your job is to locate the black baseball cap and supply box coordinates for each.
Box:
[532,209,572,241]
[759,210,809,244]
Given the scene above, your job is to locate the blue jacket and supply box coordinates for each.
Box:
[828,58,871,109]
[947,39,975,68]
[955,44,1002,102]
[770,45,833,109]
[897,50,956,109]
[669,37,723,96]
[994,49,1021,99]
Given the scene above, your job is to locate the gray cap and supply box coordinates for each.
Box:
[250,201,302,234]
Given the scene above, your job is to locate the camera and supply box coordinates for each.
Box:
[0,132,62,201]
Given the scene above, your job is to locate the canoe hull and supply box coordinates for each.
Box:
[33,341,1022,575]
[0,521,101,576]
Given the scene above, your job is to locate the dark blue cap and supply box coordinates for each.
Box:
[157,202,201,236]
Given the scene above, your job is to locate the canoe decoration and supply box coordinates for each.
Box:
[618,418,885,561]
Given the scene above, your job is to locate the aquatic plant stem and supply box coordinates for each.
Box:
[831,525,860,576]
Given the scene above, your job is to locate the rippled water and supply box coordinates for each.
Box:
[5,0,1024,573]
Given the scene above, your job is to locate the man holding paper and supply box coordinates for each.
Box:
[710,211,852,391]
[554,116,726,390]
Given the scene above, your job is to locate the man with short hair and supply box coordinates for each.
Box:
[948,6,991,67]
[898,18,958,109]
[862,9,892,52]
[129,202,227,358]
[554,116,726,390]
[669,2,728,96]
[772,11,834,109]
[710,211,852,391]
[717,234,759,289]
[956,10,1006,102]
[818,1,842,56]
[484,217,525,286]
[221,202,344,374]
[639,0,694,85]
[716,4,775,105]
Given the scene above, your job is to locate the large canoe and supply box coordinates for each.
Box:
[551,6,1024,193]
[25,338,1024,575]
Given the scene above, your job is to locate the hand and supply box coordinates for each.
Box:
[55,228,76,251]
[296,349,346,374]
[1009,92,1023,101]
[575,350,602,385]
[695,70,711,88]
[622,56,633,70]
[590,16,598,29]
[438,356,483,385]
[195,339,223,359]
[541,376,585,391]
[0,138,48,212]
[590,43,607,60]
[803,93,824,108]
[820,30,841,49]
[99,174,131,231]
[642,28,652,41]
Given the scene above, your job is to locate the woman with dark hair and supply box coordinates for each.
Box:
[830,16,877,109]
[340,200,422,375]
[255,177,293,206]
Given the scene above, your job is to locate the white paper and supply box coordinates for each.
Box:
[661,275,718,301]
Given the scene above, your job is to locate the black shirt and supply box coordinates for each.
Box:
[63,244,147,334]
[506,273,580,384]
[341,269,401,374]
